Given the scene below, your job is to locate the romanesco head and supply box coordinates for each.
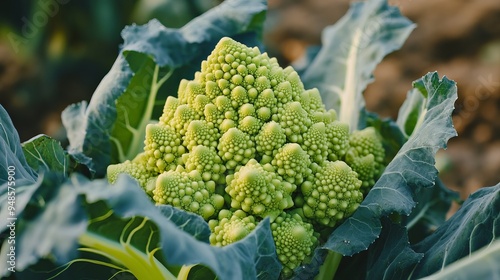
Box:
[345,127,385,193]
[217,127,255,170]
[153,171,224,220]
[144,123,185,173]
[159,96,179,125]
[183,120,219,151]
[183,145,226,184]
[107,37,388,257]
[106,155,157,195]
[255,121,287,162]
[325,121,350,161]
[225,159,295,221]
[279,101,311,143]
[300,160,363,227]
[208,209,257,246]
[302,122,328,164]
[271,212,318,278]
[271,143,312,186]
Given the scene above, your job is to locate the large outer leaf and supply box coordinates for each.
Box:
[406,178,459,244]
[3,174,281,280]
[420,239,500,280]
[0,173,85,276]
[0,105,37,187]
[62,0,267,177]
[365,219,423,280]
[300,0,415,131]
[323,72,457,256]
[0,105,38,234]
[411,184,500,279]
[157,205,211,243]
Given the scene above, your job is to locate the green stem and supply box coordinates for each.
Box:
[79,232,176,280]
[177,265,196,280]
[315,250,343,280]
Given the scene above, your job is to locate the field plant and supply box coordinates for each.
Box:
[1,0,498,279]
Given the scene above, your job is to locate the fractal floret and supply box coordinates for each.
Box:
[107,37,385,277]
[208,209,257,246]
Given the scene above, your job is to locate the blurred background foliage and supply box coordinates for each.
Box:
[0,0,499,199]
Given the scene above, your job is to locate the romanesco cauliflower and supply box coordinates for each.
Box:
[107,37,386,277]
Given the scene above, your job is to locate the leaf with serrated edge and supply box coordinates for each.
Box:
[323,72,457,256]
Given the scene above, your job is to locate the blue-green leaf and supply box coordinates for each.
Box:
[411,184,500,279]
[300,0,415,131]
[0,105,37,187]
[0,172,82,278]
[324,72,457,256]
[5,174,280,280]
[0,105,39,236]
[62,0,267,177]
[396,83,427,137]
[157,205,211,243]
[419,239,500,280]
[406,178,459,244]
[365,219,424,280]
[21,134,69,176]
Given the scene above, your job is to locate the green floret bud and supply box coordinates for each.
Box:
[230,86,249,108]
[202,37,262,96]
[346,153,376,193]
[159,96,179,125]
[255,89,277,111]
[225,159,295,220]
[271,212,318,278]
[183,120,219,151]
[144,123,185,173]
[301,160,363,227]
[204,103,220,125]
[183,145,226,184]
[205,80,222,99]
[215,96,236,121]
[170,104,199,135]
[268,65,286,85]
[238,115,261,135]
[153,171,224,220]
[325,121,350,161]
[255,121,287,161]
[274,81,293,105]
[254,75,271,92]
[107,157,156,195]
[208,209,257,246]
[179,80,205,105]
[283,67,304,101]
[307,87,325,112]
[271,143,312,185]
[238,103,255,119]
[218,127,255,170]
[193,94,210,114]
[346,127,385,192]
[302,122,328,164]
[279,101,311,143]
